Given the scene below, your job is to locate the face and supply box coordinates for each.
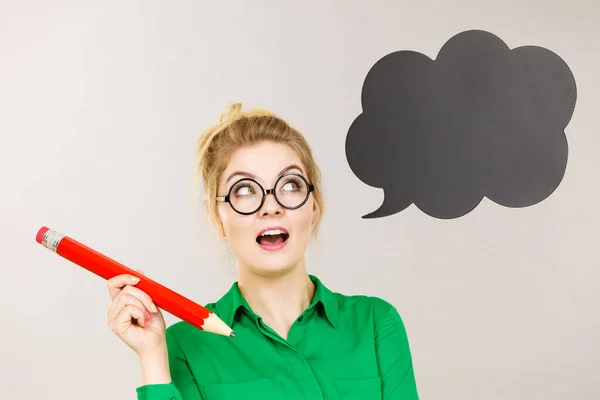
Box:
[216,141,316,277]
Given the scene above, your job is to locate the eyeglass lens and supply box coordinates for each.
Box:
[229,175,309,213]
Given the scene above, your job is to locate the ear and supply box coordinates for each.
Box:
[216,210,227,237]
[310,201,317,226]
[208,202,226,237]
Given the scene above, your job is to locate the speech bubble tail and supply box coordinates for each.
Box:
[362,191,411,219]
[362,210,385,219]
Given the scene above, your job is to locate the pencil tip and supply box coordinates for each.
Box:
[230,331,236,337]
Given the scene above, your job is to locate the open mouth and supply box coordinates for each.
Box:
[256,227,290,250]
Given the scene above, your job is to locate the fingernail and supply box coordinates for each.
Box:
[145,311,150,320]
[131,276,140,283]
[150,303,157,313]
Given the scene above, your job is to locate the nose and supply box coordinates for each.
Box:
[259,191,283,216]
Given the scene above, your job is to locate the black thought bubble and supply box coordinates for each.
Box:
[345,29,577,219]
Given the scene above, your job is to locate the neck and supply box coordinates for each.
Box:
[237,260,315,334]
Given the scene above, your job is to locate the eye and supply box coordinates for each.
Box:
[234,184,255,196]
[281,178,303,192]
[282,182,296,191]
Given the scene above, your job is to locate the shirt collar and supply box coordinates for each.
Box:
[308,274,338,327]
[214,274,338,328]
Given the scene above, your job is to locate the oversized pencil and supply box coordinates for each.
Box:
[36,226,234,337]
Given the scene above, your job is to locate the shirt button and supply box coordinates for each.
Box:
[297,316,303,322]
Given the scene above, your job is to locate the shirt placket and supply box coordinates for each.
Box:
[257,310,326,400]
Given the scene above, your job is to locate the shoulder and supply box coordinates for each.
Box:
[165,319,194,336]
[333,290,405,331]
[164,302,220,345]
[340,293,410,348]
[335,291,394,312]
[164,320,194,347]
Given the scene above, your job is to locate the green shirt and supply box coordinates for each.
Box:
[136,275,419,400]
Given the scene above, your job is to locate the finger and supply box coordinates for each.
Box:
[107,274,141,300]
[107,293,151,322]
[121,284,158,314]
[136,269,145,276]
[110,304,146,333]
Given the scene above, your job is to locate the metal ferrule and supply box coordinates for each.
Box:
[42,229,65,252]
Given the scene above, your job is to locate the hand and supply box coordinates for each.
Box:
[106,270,167,358]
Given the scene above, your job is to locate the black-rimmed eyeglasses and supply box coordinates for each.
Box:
[216,172,315,215]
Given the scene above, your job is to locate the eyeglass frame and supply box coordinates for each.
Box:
[216,172,315,215]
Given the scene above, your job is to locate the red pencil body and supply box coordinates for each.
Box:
[37,227,211,331]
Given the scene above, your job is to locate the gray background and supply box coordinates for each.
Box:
[1,1,599,399]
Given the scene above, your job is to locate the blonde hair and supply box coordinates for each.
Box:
[196,103,324,237]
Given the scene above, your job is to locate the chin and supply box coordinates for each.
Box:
[249,258,297,277]
[241,250,302,277]
[236,232,309,277]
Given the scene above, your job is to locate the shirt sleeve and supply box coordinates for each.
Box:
[374,300,420,399]
[136,330,204,400]
[136,383,182,400]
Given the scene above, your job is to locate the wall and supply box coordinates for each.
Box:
[1,1,598,399]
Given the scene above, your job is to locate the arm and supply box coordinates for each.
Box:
[375,301,420,399]
[136,330,204,400]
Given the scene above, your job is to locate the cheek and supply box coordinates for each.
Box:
[219,208,255,243]
[217,207,239,238]
[296,202,316,234]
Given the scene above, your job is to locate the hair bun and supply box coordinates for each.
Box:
[219,103,243,123]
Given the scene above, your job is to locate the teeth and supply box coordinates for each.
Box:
[260,229,285,236]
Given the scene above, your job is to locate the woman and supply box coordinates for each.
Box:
[106,103,419,399]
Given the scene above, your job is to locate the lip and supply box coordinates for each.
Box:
[256,226,289,252]
[257,226,289,237]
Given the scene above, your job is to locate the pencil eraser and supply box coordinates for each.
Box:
[36,226,50,243]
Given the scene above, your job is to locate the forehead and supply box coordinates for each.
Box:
[221,142,305,184]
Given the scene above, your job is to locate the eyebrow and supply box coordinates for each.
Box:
[224,164,305,186]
